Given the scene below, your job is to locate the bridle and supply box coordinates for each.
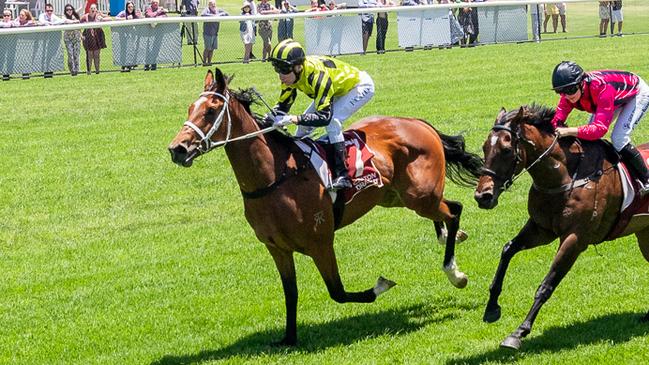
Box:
[183,90,278,153]
[481,123,559,192]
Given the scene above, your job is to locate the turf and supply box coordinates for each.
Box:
[2,6,649,365]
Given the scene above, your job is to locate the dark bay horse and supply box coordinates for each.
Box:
[474,104,649,350]
[168,68,483,345]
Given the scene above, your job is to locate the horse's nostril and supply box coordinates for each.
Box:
[171,144,189,155]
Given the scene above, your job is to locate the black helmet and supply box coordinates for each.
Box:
[269,39,305,73]
[552,61,585,94]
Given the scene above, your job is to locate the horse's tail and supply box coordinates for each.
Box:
[417,120,483,187]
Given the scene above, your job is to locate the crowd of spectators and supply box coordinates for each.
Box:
[0,0,632,79]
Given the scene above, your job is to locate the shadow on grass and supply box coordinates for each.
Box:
[152,297,479,364]
[446,311,649,365]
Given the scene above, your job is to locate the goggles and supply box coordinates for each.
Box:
[271,60,293,75]
[555,83,580,96]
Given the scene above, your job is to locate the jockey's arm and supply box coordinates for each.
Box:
[297,106,332,127]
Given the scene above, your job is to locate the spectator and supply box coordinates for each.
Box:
[598,1,610,37]
[1,9,11,81]
[529,1,540,42]
[38,4,65,25]
[201,0,228,66]
[257,0,279,62]
[116,1,142,72]
[84,0,98,15]
[240,1,255,64]
[458,2,478,47]
[375,0,394,54]
[401,0,424,6]
[327,0,346,9]
[556,2,567,32]
[358,0,379,54]
[144,0,167,70]
[543,3,558,33]
[145,0,167,17]
[1,8,13,28]
[277,0,297,41]
[611,0,622,37]
[13,9,36,26]
[181,0,199,45]
[80,4,110,75]
[62,4,82,76]
[305,0,326,12]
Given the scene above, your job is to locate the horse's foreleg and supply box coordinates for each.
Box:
[634,228,649,322]
[312,243,395,304]
[484,219,557,323]
[440,200,468,289]
[500,233,585,350]
[266,245,298,346]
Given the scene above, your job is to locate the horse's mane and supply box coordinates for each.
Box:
[520,103,556,135]
[224,77,294,144]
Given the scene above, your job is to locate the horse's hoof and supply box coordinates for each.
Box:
[374,276,397,296]
[456,230,468,244]
[272,336,297,347]
[483,306,502,323]
[452,274,468,289]
[500,335,522,350]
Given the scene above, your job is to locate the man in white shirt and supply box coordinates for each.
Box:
[38,3,65,25]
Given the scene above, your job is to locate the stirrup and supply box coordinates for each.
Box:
[330,176,352,191]
[638,181,649,196]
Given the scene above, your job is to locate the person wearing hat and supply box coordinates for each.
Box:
[265,39,375,191]
[551,61,649,194]
[240,1,255,63]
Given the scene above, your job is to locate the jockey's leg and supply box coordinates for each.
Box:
[613,79,649,195]
[327,122,352,190]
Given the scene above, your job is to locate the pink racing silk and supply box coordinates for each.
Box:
[551,70,640,140]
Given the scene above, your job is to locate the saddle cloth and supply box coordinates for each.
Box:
[607,148,649,240]
[294,130,384,204]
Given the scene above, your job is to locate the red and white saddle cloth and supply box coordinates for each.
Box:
[607,149,649,240]
[294,130,384,204]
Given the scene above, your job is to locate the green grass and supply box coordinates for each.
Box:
[2,16,649,365]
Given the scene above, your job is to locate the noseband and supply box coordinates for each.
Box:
[482,123,559,192]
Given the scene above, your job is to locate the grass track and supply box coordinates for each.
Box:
[2,24,649,365]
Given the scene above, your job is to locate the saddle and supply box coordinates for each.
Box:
[294,130,384,204]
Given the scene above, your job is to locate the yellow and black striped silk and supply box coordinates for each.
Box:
[271,39,303,62]
[276,56,362,112]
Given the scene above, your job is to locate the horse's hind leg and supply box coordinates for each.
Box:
[311,242,396,304]
[434,221,468,246]
[634,228,649,322]
[435,199,468,288]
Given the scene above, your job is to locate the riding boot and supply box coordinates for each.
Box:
[621,143,649,196]
[330,142,352,191]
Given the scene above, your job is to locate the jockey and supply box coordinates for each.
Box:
[551,61,649,195]
[266,38,375,191]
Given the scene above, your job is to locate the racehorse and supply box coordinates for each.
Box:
[168,68,484,345]
[474,104,649,350]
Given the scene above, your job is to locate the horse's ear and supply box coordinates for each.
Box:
[204,70,214,92]
[515,105,531,121]
[496,107,507,124]
[213,67,228,93]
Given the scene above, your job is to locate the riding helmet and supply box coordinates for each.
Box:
[269,39,306,66]
[552,61,585,91]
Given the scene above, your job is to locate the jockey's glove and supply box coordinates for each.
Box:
[264,110,287,125]
[274,115,294,127]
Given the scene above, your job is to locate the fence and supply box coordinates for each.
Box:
[1,0,648,78]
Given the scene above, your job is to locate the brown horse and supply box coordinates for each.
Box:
[168,68,483,345]
[474,104,649,350]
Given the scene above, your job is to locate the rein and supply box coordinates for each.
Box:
[183,91,279,153]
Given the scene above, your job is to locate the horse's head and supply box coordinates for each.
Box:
[168,68,232,167]
[474,105,552,209]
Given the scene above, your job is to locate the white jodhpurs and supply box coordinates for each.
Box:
[296,71,375,143]
[608,77,649,151]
